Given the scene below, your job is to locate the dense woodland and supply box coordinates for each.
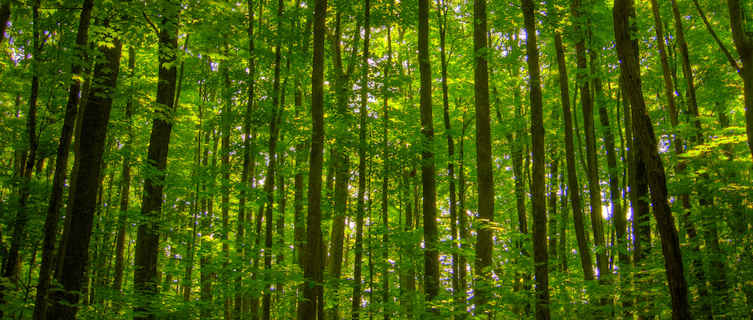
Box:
[0,0,752,319]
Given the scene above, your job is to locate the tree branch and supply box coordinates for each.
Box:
[692,0,742,76]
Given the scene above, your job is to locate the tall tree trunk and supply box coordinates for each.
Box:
[113,46,136,304]
[521,0,549,318]
[571,0,607,282]
[613,1,691,318]
[220,44,233,320]
[551,8,594,282]
[133,2,180,318]
[417,0,439,311]
[263,2,284,319]
[2,0,40,291]
[435,0,460,311]
[380,23,393,320]
[32,1,93,318]
[352,0,370,318]
[327,12,351,319]
[472,0,494,315]
[300,0,327,317]
[728,0,753,162]
[45,15,122,319]
[237,3,256,316]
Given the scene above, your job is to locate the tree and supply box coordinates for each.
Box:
[133,2,180,318]
[473,0,495,314]
[45,11,122,319]
[417,0,439,312]
[300,0,327,317]
[613,0,691,318]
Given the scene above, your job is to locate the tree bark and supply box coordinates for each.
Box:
[472,0,495,315]
[45,16,122,319]
[417,0,439,311]
[551,10,594,282]
[300,0,327,317]
[32,1,93,318]
[113,45,136,302]
[352,0,370,318]
[613,1,691,318]
[521,0,549,318]
[133,2,180,318]
[571,0,607,281]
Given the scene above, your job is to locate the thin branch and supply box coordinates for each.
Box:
[691,0,742,76]
[143,11,159,34]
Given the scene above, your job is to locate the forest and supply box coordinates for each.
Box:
[0,0,752,319]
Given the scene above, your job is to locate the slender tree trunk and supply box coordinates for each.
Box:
[551,11,594,282]
[328,13,351,320]
[300,0,327,317]
[521,0,549,318]
[613,1,691,318]
[571,0,607,282]
[262,3,284,319]
[472,0,494,315]
[380,23,393,320]
[726,1,753,314]
[728,0,753,162]
[45,16,122,319]
[417,0,439,311]
[2,0,40,296]
[220,44,233,320]
[133,2,180,318]
[352,1,370,318]
[32,1,93,318]
[112,46,136,302]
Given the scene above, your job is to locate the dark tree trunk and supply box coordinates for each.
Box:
[472,0,494,315]
[417,0,439,311]
[262,2,284,319]
[728,0,753,162]
[613,1,691,318]
[32,1,93,318]
[133,2,180,318]
[380,23,393,320]
[352,0,370,318]
[521,0,549,318]
[112,46,136,301]
[45,17,122,319]
[571,0,607,282]
[551,10,594,282]
[300,0,327,317]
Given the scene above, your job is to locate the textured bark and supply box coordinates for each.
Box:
[45,18,122,319]
[472,0,494,314]
[417,0,439,311]
[300,0,327,317]
[521,0,549,318]
[32,1,93,318]
[352,0,369,318]
[327,13,353,319]
[552,13,594,282]
[613,1,691,318]
[133,2,180,318]
[571,0,607,281]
